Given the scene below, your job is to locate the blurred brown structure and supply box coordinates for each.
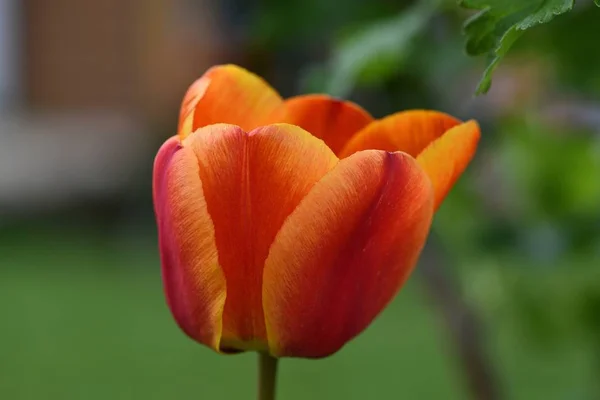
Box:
[1,0,227,215]
[23,0,225,122]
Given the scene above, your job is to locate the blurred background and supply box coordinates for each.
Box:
[1,0,599,399]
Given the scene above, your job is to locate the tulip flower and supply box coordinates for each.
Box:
[153,64,479,399]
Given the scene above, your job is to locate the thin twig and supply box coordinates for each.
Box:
[417,234,503,400]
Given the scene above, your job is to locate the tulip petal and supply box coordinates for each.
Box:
[263,150,434,358]
[339,110,461,158]
[184,123,338,350]
[178,65,283,139]
[283,95,374,154]
[417,120,480,210]
[153,136,227,351]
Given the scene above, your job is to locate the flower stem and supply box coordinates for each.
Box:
[257,353,279,400]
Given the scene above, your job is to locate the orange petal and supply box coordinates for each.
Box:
[178,65,283,139]
[263,150,434,358]
[417,120,480,210]
[283,95,373,155]
[184,123,338,351]
[339,110,461,158]
[153,136,226,352]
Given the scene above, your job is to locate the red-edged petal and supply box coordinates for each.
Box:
[153,136,226,352]
[263,150,434,358]
[178,65,283,139]
[184,123,338,350]
[339,110,461,158]
[282,94,374,155]
[417,120,480,210]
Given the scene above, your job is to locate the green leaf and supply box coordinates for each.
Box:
[322,0,438,97]
[596,0,600,6]
[460,0,575,94]
[475,26,523,94]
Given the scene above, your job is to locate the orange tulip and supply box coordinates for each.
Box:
[154,64,479,358]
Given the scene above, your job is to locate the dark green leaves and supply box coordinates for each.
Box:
[461,0,576,94]
[321,0,437,97]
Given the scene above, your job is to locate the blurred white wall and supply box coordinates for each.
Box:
[0,112,148,217]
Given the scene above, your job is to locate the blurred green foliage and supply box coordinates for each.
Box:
[525,6,600,94]
[319,0,438,97]
[459,0,600,94]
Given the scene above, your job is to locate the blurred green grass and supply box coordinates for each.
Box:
[0,225,593,399]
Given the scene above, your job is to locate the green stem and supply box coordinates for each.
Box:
[257,353,279,400]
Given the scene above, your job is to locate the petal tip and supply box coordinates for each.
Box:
[178,64,284,137]
[416,118,481,210]
[153,136,182,198]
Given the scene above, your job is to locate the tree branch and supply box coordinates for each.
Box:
[417,234,503,400]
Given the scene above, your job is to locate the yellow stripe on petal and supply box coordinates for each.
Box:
[153,136,227,352]
[416,120,480,210]
[339,110,461,158]
[183,123,338,350]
